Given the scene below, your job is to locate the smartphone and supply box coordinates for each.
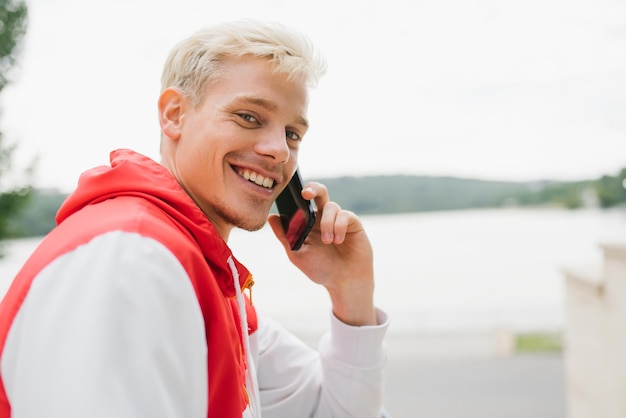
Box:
[275,169,316,251]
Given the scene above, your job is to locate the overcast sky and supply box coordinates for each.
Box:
[2,0,625,193]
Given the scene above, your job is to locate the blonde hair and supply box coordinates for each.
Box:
[161,19,327,106]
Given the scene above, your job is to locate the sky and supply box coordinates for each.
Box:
[1,0,625,193]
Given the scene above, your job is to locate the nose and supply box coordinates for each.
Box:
[254,127,290,163]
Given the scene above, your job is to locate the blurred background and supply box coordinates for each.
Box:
[0,1,625,417]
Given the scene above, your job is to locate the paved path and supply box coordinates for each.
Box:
[383,336,566,418]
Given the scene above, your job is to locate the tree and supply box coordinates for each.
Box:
[0,0,31,246]
[595,173,626,208]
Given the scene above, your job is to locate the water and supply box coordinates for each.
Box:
[2,208,626,336]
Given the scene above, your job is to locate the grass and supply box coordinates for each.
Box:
[515,333,563,353]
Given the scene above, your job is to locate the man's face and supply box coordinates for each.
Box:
[170,56,309,237]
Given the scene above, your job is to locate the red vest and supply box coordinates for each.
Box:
[0,150,258,417]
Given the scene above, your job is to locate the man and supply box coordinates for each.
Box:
[0,20,389,417]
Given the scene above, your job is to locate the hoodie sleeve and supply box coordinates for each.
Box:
[254,309,389,418]
[1,231,208,418]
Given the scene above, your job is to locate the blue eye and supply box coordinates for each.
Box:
[238,113,258,123]
[286,130,301,141]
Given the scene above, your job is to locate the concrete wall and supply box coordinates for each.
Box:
[564,243,626,418]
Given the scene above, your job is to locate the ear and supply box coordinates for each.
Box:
[158,87,185,141]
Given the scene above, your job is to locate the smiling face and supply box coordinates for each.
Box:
[159,56,309,239]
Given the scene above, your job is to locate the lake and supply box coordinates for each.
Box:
[2,207,626,336]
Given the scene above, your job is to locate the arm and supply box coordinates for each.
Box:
[253,312,388,418]
[267,182,389,417]
[316,309,388,417]
[1,232,207,417]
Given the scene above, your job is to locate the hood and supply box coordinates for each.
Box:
[56,149,251,296]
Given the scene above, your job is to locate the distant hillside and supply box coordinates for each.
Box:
[313,175,530,214]
[312,174,598,215]
[7,168,626,238]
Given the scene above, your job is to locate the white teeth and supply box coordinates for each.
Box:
[238,169,274,189]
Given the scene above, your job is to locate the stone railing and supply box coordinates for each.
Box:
[564,243,626,418]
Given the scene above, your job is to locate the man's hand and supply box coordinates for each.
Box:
[268,182,377,326]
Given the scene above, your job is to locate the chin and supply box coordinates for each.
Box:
[214,196,271,232]
[237,217,267,232]
[219,207,268,232]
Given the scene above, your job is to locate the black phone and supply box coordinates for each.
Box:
[275,169,316,251]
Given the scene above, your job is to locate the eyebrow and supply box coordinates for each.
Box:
[231,95,309,128]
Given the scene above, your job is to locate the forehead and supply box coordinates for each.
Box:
[206,56,309,119]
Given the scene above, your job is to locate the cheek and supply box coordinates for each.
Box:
[177,140,215,185]
[180,125,216,161]
[288,148,299,166]
[289,155,300,178]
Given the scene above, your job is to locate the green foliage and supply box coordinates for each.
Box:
[0,0,30,252]
[309,167,626,216]
[0,182,30,235]
[0,0,28,91]
[595,170,626,208]
[513,180,591,209]
[314,175,596,215]
[6,188,65,238]
[316,175,532,215]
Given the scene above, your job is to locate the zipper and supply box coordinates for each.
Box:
[242,274,254,305]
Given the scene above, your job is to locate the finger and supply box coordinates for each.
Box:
[319,201,341,244]
[303,182,329,208]
[331,209,355,244]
